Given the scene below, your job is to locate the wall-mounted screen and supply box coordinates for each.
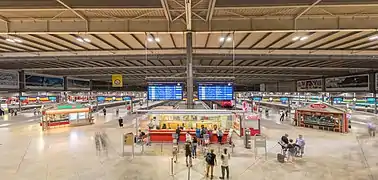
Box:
[252,97,262,101]
[325,74,369,91]
[198,82,234,100]
[25,74,64,90]
[123,96,132,101]
[333,97,343,104]
[67,78,90,91]
[97,96,105,102]
[147,82,183,100]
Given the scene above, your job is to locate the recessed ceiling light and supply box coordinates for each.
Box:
[155,37,160,42]
[76,38,84,42]
[226,37,232,42]
[83,38,91,43]
[219,37,225,42]
[6,38,15,43]
[292,36,300,41]
[147,37,153,42]
[369,36,378,41]
[300,36,309,41]
[14,39,22,43]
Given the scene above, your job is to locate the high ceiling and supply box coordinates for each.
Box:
[0,0,378,88]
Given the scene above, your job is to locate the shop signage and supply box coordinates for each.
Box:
[310,104,327,109]
[325,74,369,91]
[112,74,123,87]
[0,70,19,89]
[296,79,322,92]
[57,104,83,109]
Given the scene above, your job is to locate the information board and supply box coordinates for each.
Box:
[198,82,234,100]
[147,83,183,100]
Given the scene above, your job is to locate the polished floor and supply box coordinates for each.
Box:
[0,106,377,180]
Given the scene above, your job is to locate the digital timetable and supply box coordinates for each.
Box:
[147,83,183,100]
[198,82,234,100]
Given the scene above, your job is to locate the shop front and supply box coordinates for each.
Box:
[294,103,348,133]
[40,104,94,130]
[137,109,244,143]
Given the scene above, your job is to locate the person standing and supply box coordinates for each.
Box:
[175,126,181,144]
[192,137,198,158]
[118,117,123,128]
[103,107,106,116]
[219,148,230,179]
[205,149,217,178]
[279,111,285,121]
[217,128,224,144]
[367,122,376,137]
[295,134,306,157]
[115,108,119,116]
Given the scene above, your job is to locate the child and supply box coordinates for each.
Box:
[295,135,306,157]
[287,139,296,163]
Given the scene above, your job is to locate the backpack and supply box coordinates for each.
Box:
[205,153,213,164]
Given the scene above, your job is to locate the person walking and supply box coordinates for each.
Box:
[118,117,123,128]
[185,142,192,167]
[367,121,376,137]
[217,128,224,144]
[175,126,181,144]
[103,107,106,116]
[115,108,119,116]
[219,148,231,179]
[295,134,306,157]
[279,111,285,121]
[205,149,217,179]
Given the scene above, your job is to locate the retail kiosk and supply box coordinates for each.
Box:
[137,109,245,143]
[294,103,348,133]
[40,104,94,130]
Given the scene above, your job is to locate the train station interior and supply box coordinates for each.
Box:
[1,0,378,179]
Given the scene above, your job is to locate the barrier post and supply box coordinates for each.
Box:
[161,141,164,154]
[170,157,174,176]
[122,134,125,157]
[187,166,191,180]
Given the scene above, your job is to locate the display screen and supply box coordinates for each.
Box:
[252,97,262,101]
[67,79,90,90]
[198,82,234,100]
[147,83,183,100]
[123,96,132,101]
[19,96,27,100]
[25,75,64,89]
[366,97,377,103]
[97,96,105,102]
[333,97,343,103]
[48,96,57,101]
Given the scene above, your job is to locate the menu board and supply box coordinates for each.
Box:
[198,82,234,100]
[147,83,183,100]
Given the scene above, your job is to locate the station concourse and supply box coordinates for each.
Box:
[0,0,378,180]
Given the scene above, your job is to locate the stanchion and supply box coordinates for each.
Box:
[231,143,234,153]
[161,141,164,154]
[187,166,191,180]
[170,157,174,176]
[141,143,145,154]
[218,144,221,154]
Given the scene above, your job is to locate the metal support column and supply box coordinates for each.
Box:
[369,73,377,114]
[186,31,194,109]
[18,70,25,112]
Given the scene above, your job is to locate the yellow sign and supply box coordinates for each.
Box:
[112,74,123,87]
[124,133,134,145]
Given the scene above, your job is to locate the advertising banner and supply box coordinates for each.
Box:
[0,70,19,89]
[67,78,90,91]
[296,79,323,92]
[112,74,123,87]
[325,74,369,91]
[25,74,64,90]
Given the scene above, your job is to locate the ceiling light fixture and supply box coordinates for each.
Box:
[300,36,309,41]
[14,39,23,43]
[369,35,378,41]
[83,38,91,43]
[76,38,84,43]
[6,38,15,43]
[147,37,154,42]
[226,37,232,42]
[155,37,160,42]
[292,36,300,41]
[219,37,225,42]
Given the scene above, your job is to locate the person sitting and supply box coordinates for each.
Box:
[162,123,167,129]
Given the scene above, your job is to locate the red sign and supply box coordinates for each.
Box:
[310,104,327,109]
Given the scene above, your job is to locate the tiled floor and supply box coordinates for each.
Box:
[0,106,377,180]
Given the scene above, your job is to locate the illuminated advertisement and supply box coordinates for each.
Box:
[325,74,369,91]
[67,78,90,91]
[25,74,64,90]
[0,70,19,89]
[297,79,323,92]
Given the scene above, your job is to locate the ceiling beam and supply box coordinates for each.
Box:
[55,0,88,31]
[206,0,216,22]
[160,0,172,21]
[194,65,372,72]
[295,0,322,20]
[185,0,192,30]
[24,66,186,71]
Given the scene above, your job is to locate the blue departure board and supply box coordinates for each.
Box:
[198,82,234,100]
[253,97,262,101]
[148,83,183,100]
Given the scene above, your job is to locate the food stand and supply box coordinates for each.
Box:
[294,103,348,133]
[136,109,244,143]
[40,104,94,130]
[233,113,261,136]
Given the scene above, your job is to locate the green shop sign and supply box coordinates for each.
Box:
[57,104,83,109]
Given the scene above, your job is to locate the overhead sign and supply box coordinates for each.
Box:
[25,74,64,90]
[112,74,123,87]
[148,82,183,100]
[198,82,234,100]
[67,78,90,91]
[325,74,369,91]
[296,79,322,92]
[252,96,262,101]
[0,70,19,89]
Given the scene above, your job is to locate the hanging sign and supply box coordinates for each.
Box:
[112,74,123,87]
[310,104,327,109]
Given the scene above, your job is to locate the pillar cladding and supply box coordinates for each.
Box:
[18,70,25,111]
[186,31,194,109]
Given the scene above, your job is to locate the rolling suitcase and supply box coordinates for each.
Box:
[277,153,285,163]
